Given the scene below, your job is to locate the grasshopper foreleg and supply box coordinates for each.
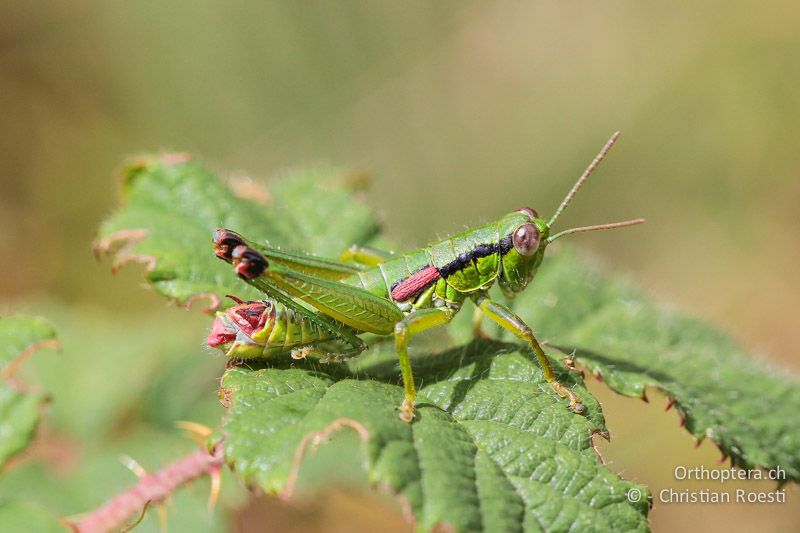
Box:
[394,307,456,422]
[473,295,585,414]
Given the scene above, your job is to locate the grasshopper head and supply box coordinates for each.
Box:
[497,207,550,298]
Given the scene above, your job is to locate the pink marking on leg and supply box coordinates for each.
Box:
[390,266,441,302]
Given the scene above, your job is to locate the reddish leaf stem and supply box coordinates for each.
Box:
[70,445,223,533]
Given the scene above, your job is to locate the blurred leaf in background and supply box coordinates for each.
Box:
[0,315,57,469]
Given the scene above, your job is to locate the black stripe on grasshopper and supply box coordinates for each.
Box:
[437,235,514,278]
[389,235,515,301]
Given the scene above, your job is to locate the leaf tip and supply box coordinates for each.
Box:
[589,429,609,464]
[281,418,370,501]
[0,338,60,381]
[184,293,222,314]
[94,229,163,282]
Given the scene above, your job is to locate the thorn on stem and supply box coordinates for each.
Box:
[175,421,214,446]
[158,503,168,533]
[208,466,222,513]
[119,501,151,533]
[120,455,147,479]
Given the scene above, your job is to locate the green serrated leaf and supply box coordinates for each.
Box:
[97,155,380,309]
[220,342,649,532]
[97,157,649,528]
[505,250,800,481]
[0,315,57,468]
[98,156,800,529]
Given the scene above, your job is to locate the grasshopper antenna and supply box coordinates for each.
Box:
[548,218,645,242]
[548,131,621,227]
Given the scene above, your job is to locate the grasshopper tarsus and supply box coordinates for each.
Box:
[399,399,415,423]
[209,132,643,421]
[570,400,586,414]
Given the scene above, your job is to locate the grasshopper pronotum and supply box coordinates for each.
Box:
[208,132,644,422]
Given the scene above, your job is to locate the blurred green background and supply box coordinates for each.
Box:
[1,1,798,531]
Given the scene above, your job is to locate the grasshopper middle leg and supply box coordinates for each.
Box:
[473,295,585,414]
[395,307,456,422]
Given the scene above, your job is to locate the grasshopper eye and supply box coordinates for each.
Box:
[516,207,539,219]
[512,223,540,256]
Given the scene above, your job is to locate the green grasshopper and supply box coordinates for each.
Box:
[208,132,644,422]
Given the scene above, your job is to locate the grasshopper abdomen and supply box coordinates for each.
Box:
[208,297,339,359]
